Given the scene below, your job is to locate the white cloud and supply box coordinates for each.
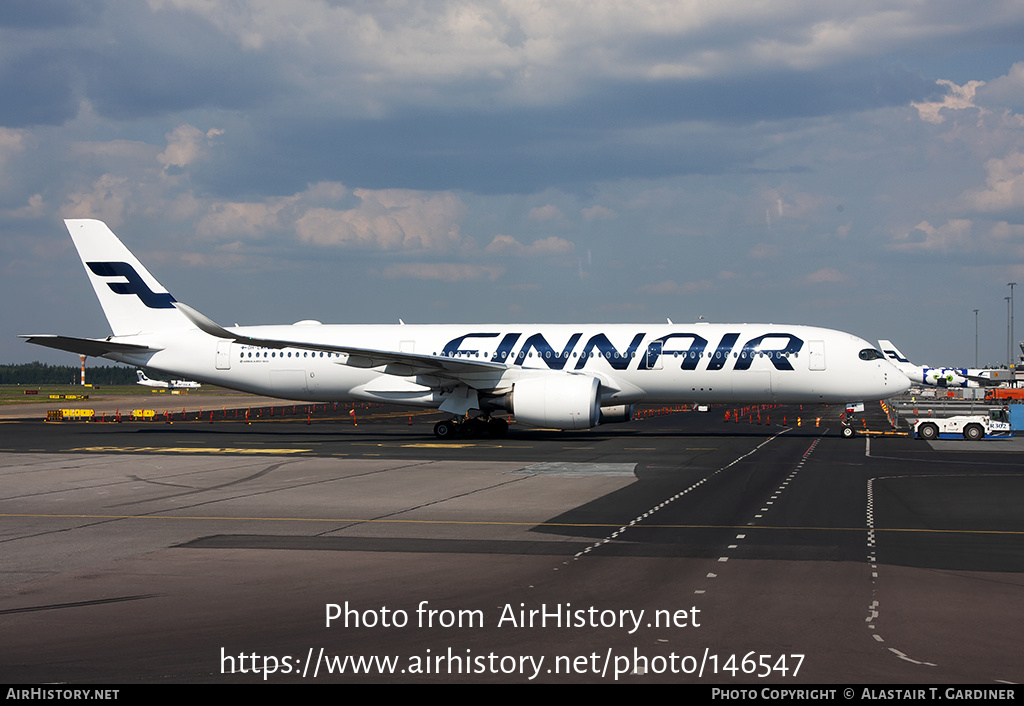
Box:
[976,62,1024,110]
[60,174,132,226]
[143,1,1005,111]
[988,221,1024,257]
[888,219,974,253]
[191,183,468,251]
[196,200,289,239]
[805,267,847,284]
[9,1,1024,371]
[485,234,574,257]
[959,151,1024,213]
[0,128,28,180]
[157,124,223,169]
[638,279,713,295]
[528,204,564,222]
[748,243,778,259]
[380,262,503,282]
[5,194,46,219]
[582,205,616,220]
[69,139,158,163]
[295,189,467,251]
[890,219,1024,260]
[912,79,986,125]
[760,187,827,222]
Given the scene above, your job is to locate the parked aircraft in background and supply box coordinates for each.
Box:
[878,340,1010,388]
[22,220,909,438]
[136,369,201,389]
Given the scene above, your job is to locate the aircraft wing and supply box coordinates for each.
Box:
[173,302,507,382]
[960,372,1004,387]
[20,334,160,357]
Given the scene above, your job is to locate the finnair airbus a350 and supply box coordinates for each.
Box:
[22,220,908,437]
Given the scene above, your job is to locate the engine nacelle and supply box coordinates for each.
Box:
[508,375,600,430]
[599,404,634,424]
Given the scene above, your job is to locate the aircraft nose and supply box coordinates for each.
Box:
[888,364,911,395]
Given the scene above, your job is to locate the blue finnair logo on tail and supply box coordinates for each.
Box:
[87,261,176,309]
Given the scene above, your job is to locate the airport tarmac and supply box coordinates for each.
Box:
[0,402,1022,683]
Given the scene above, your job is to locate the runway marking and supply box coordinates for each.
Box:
[888,648,936,667]
[0,594,159,616]
[865,475,937,670]
[6,511,1019,534]
[570,429,793,563]
[402,443,478,448]
[69,446,311,455]
[516,462,637,477]
[859,463,1024,670]
[705,436,821,593]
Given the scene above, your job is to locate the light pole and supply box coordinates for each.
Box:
[1007,296,1012,367]
[1009,282,1016,368]
[974,308,979,368]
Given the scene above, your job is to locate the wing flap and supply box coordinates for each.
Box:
[20,334,159,357]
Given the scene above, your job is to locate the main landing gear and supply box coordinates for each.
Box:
[433,415,509,439]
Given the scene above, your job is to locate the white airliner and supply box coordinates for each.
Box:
[878,340,1008,388]
[22,219,908,437]
[136,369,201,390]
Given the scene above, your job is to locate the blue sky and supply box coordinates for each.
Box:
[3,1,1024,368]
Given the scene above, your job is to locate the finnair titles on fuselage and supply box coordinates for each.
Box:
[21,220,908,438]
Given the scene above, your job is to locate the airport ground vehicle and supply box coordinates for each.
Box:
[910,408,1012,440]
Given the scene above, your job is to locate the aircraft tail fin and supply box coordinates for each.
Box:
[878,339,911,364]
[65,219,195,337]
[877,339,922,378]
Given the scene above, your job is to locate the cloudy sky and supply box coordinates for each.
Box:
[3,1,1024,368]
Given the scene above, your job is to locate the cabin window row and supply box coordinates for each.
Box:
[241,350,340,358]
[240,348,799,360]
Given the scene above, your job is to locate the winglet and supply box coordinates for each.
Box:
[173,302,233,339]
[173,302,288,349]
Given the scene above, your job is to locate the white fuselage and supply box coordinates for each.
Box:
[104,322,907,408]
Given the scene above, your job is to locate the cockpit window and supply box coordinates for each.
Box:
[859,348,884,361]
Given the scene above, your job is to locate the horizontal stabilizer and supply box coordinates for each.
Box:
[20,334,159,357]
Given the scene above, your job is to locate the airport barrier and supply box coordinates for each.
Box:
[46,409,95,421]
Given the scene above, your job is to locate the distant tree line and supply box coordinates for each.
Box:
[0,362,137,386]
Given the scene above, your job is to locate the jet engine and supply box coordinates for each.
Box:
[507,374,601,429]
[598,404,634,424]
